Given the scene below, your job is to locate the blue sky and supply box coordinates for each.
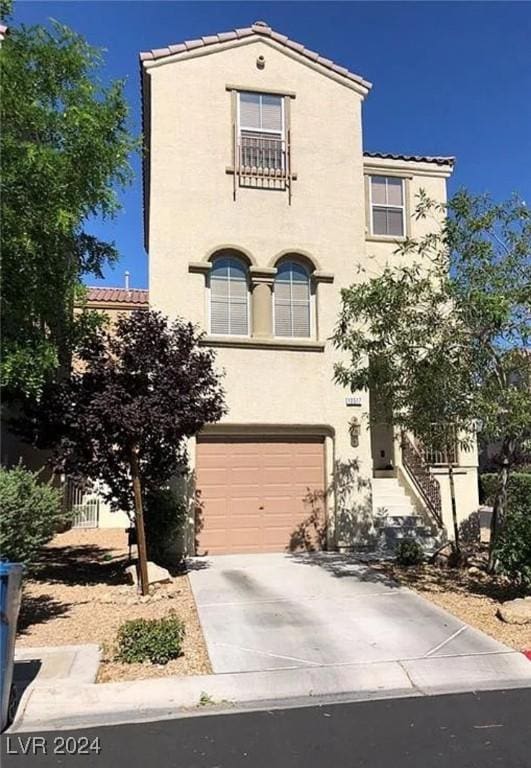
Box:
[12,1,531,290]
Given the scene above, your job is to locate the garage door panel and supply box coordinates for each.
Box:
[230,527,263,545]
[230,498,262,516]
[262,467,295,485]
[229,467,261,484]
[196,437,325,555]
[230,484,263,499]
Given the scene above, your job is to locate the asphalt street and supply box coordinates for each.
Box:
[2,688,530,768]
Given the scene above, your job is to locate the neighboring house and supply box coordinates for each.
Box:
[82,284,149,326]
[140,20,480,555]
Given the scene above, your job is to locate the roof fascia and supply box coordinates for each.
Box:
[141,36,371,98]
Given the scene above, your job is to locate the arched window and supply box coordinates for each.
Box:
[274,261,311,338]
[210,256,249,336]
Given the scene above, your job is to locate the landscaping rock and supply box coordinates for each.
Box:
[125,561,172,586]
[431,543,453,567]
[497,597,531,625]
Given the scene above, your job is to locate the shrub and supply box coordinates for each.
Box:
[144,489,186,567]
[0,464,66,565]
[479,472,531,507]
[395,537,424,566]
[115,613,185,665]
[493,479,531,590]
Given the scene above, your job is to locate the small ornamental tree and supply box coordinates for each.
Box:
[334,191,530,567]
[30,310,226,594]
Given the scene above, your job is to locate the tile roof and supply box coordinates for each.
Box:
[140,20,371,91]
[86,287,149,305]
[364,151,455,167]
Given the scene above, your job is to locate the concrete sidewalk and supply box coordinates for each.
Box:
[10,648,531,732]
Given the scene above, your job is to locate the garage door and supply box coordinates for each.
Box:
[196,437,326,555]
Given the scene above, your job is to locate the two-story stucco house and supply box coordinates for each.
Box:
[140,21,479,556]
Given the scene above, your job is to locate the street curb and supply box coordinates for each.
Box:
[8,650,531,733]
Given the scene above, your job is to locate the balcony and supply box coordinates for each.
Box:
[235,132,292,194]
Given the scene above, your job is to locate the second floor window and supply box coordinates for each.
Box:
[210,256,249,336]
[238,92,284,171]
[274,261,311,338]
[370,176,405,237]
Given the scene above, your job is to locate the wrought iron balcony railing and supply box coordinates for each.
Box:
[239,133,286,174]
[401,432,443,528]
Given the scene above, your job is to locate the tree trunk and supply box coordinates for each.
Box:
[488,453,510,573]
[447,457,460,556]
[129,447,150,596]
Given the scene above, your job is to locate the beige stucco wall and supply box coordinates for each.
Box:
[144,38,478,549]
[98,502,130,529]
[145,39,374,551]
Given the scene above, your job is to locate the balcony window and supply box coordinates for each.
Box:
[238,92,285,173]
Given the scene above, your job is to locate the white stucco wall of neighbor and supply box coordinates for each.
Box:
[143,34,478,551]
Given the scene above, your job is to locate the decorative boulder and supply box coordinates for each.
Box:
[497,597,531,625]
[125,561,172,587]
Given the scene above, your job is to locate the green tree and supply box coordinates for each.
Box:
[1,20,136,399]
[334,190,530,566]
[1,0,13,22]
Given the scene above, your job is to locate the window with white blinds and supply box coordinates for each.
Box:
[210,257,249,336]
[274,261,311,338]
[370,176,405,237]
[238,92,285,172]
[239,92,283,135]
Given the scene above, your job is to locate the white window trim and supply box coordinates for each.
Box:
[272,263,313,340]
[207,259,251,338]
[237,91,285,139]
[369,176,406,238]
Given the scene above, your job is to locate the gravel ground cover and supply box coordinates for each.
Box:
[17,529,212,682]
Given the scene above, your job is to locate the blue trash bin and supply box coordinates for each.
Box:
[0,562,24,732]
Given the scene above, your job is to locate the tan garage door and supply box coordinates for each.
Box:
[196,437,326,555]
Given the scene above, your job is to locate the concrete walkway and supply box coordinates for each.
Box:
[188,552,523,674]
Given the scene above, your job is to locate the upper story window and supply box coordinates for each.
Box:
[210,256,249,336]
[238,92,285,172]
[274,261,311,338]
[370,176,405,237]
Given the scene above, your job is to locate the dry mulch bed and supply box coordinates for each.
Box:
[17,529,212,683]
[372,555,531,652]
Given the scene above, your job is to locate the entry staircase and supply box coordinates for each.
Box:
[371,475,445,554]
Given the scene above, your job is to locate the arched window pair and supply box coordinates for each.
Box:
[209,255,311,338]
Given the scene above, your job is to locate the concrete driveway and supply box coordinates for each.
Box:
[189,553,531,693]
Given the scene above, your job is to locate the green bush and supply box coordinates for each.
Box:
[0,464,66,565]
[493,478,531,590]
[479,472,531,507]
[395,537,425,566]
[144,489,186,566]
[115,613,185,665]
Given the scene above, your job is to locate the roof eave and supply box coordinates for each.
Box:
[139,22,371,96]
